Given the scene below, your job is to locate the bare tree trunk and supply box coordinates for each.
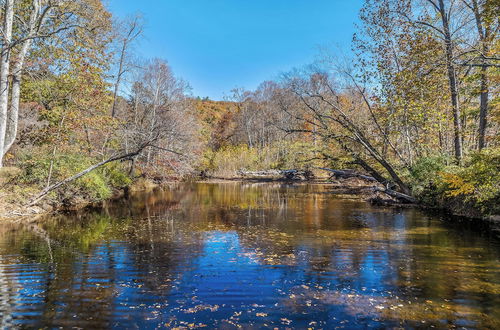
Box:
[478,65,489,149]
[437,0,463,163]
[0,0,14,167]
[111,16,142,118]
[469,0,490,150]
[46,145,57,189]
[3,0,40,156]
[111,40,127,118]
[4,39,32,154]
[46,113,67,188]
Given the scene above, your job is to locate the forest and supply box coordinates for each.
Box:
[0,0,498,219]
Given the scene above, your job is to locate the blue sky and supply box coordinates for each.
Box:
[107,0,364,100]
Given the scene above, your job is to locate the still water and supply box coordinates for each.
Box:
[0,182,499,329]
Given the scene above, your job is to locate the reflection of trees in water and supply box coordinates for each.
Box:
[235,209,500,327]
[0,255,16,328]
[161,183,500,328]
[0,203,203,327]
[0,183,499,328]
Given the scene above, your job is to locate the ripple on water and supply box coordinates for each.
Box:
[0,182,499,328]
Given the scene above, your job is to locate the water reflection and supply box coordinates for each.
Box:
[0,182,499,328]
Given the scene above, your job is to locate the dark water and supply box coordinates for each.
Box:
[1,183,499,329]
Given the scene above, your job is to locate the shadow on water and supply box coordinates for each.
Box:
[0,182,499,328]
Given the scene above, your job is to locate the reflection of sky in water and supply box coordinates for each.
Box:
[0,183,499,328]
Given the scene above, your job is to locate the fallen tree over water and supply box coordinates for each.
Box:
[237,169,313,181]
[27,145,150,206]
[316,168,378,182]
[315,168,416,204]
[237,167,416,204]
[26,136,185,207]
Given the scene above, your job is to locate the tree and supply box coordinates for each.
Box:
[111,14,144,118]
[0,0,113,167]
[356,0,452,162]
[278,67,412,194]
[0,0,14,167]
[461,0,498,149]
[121,58,199,177]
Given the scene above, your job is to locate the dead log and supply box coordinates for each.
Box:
[238,170,281,177]
[372,187,417,204]
[238,169,310,180]
[316,167,378,182]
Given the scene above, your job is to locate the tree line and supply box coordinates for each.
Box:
[197,0,499,214]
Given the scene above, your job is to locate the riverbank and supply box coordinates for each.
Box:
[0,174,161,222]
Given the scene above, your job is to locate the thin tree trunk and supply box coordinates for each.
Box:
[478,66,489,149]
[46,145,57,189]
[111,40,127,118]
[0,0,14,167]
[438,0,463,163]
[470,0,490,150]
[3,0,40,155]
[111,16,142,117]
[4,40,32,154]
[46,113,66,188]
[29,144,151,206]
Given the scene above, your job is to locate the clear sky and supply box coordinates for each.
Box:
[106,0,364,100]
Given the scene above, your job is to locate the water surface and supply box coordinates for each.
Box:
[1,182,499,328]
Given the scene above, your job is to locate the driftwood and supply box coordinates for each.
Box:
[280,169,313,180]
[316,168,416,204]
[238,170,281,177]
[238,169,313,180]
[316,168,378,182]
[372,187,417,204]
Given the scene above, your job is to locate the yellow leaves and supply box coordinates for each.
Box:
[439,172,475,197]
[4,153,14,161]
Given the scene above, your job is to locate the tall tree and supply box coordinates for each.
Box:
[0,0,113,166]
[0,0,14,167]
[435,0,464,162]
[462,0,498,149]
[111,14,143,118]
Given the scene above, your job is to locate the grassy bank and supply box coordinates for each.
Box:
[0,147,172,220]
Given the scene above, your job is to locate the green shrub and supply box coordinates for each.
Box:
[408,155,449,202]
[102,162,132,188]
[15,147,131,203]
[410,155,448,185]
[408,151,500,216]
[437,148,500,215]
